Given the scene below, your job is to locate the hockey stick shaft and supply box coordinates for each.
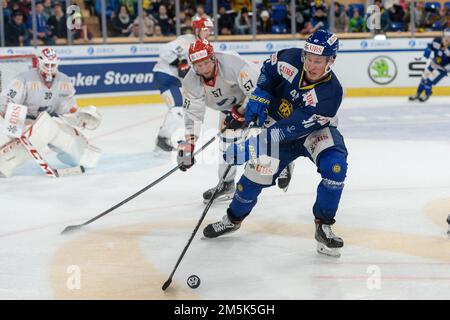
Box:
[162,122,255,291]
[61,126,230,234]
[19,135,84,177]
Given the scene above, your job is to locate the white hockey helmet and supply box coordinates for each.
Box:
[38,47,59,82]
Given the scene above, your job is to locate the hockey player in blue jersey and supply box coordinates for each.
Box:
[409,28,450,102]
[202,30,348,257]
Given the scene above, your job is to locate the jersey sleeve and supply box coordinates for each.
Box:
[160,40,188,65]
[54,75,78,115]
[255,50,286,95]
[0,75,27,114]
[182,73,207,138]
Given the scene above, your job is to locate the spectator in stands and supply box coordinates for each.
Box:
[134,9,156,36]
[128,20,140,38]
[234,6,251,34]
[333,1,348,33]
[5,10,28,46]
[154,4,174,35]
[403,0,426,32]
[26,1,54,45]
[310,7,328,31]
[388,2,405,25]
[42,0,53,20]
[95,0,117,34]
[437,7,449,30]
[218,5,234,35]
[119,0,138,18]
[3,0,11,24]
[257,10,271,34]
[192,4,211,21]
[47,2,67,40]
[112,5,133,36]
[348,7,366,32]
[153,23,162,37]
[310,0,326,15]
[423,4,441,31]
[373,0,391,32]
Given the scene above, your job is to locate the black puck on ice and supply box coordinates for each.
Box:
[187,275,201,289]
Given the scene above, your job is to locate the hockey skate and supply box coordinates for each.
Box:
[419,95,430,102]
[315,219,344,258]
[408,94,420,101]
[203,214,241,238]
[203,180,235,204]
[277,162,295,192]
[155,136,174,152]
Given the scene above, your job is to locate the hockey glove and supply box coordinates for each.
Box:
[245,87,272,127]
[224,106,246,130]
[223,133,267,165]
[177,59,190,78]
[177,141,195,171]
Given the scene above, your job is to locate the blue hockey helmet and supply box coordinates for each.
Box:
[304,30,339,57]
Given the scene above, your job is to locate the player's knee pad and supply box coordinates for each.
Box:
[313,150,347,221]
[318,150,347,185]
[243,155,280,186]
[0,139,28,177]
[50,122,101,168]
[229,175,264,220]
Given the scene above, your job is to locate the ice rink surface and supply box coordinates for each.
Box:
[1,97,450,300]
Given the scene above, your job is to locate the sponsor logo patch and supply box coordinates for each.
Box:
[304,43,324,55]
[277,62,298,83]
[302,89,318,107]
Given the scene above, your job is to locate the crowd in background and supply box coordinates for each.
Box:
[2,0,450,46]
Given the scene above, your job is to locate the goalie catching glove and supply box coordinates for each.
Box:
[62,106,102,130]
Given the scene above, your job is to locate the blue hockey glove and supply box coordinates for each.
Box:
[223,133,268,165]
[245,87,273,127]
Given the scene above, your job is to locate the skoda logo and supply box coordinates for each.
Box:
[87,47,94,55]
[130,46,137,54]
[219,43,227,50]
[7,49,14,54]
[368,56,397,85]
[360,40,368,48]
[266,43,274,50]
[408,40,416,48]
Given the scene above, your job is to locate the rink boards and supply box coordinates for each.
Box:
[1,38,450,106]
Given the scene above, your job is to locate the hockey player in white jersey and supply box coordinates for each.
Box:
[153,17,214,152]
[176,39,260,202]
[0,47,102,177]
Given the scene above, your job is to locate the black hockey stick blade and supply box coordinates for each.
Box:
[61,224,84,235]
[162,279,172,291]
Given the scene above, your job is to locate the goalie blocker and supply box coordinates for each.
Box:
[0,103,102,177]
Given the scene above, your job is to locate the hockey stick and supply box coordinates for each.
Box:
[19,134,85,177]
[60,124,234,235]
[162,122,255,291]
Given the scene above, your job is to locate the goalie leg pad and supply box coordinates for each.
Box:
[50,121,101,168]
[0,139,29,177]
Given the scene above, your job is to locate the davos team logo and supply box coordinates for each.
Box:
[360,40,368,49]
[368,56,397,85]
[219,43,227,51]
[87,47,94,55]
[408,40,416,48]
[266,43,274,50]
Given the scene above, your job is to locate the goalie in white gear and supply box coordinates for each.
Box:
[0,47,102,177]
[153,17,213,152]
[176,39,261,203]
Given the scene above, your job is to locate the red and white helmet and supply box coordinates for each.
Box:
[191,17,213,40]
[38,47,59,82]
[188,39,214,64]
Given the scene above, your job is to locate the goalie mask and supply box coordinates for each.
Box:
[38,47,59,83]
